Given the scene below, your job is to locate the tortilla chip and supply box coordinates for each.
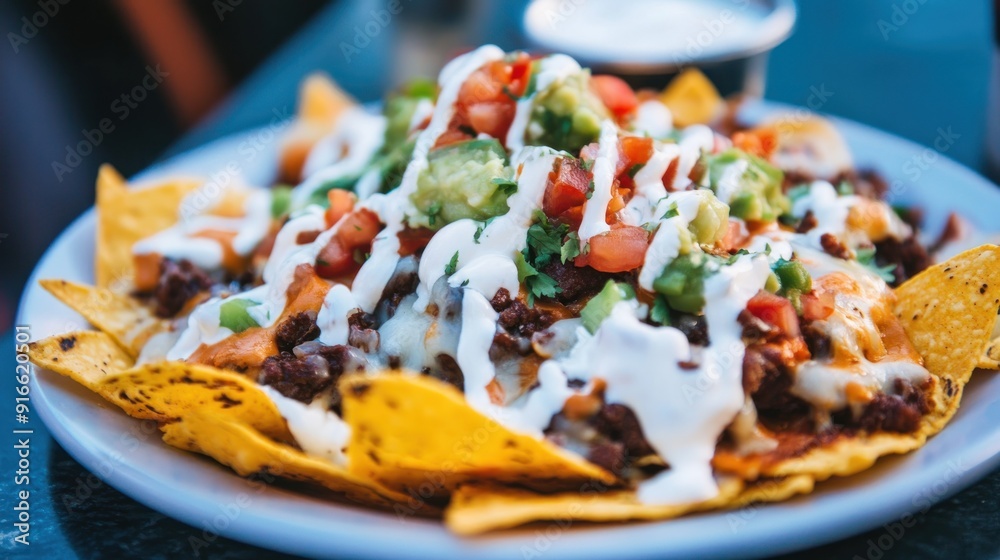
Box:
[977,336,1000,369]
[759,245,1000,480]
[659,68,722,128]
[340,373,616,496]
[160,408,430,514]
[29,331,135,391]
[95,165,202,290]
[40,279,165,357]
[279,73,356,182]
[98,362,291,441]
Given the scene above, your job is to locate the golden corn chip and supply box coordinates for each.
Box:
[976,336,1000,370]
[160,409,432,514]
[340,373,616,497]
[894,244,1000,428]
[760,245,1000,480]
[279,73,357,182]
[40,279,165,357]
[95,164,202,289]
[659,68,722,128]
[29,331,135,391]
[99,362,291,441]
[445,474,814,534]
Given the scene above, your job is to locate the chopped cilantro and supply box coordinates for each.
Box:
[491,177,519,197]
[662,203,680,220]
[650,294,671,326]
[856,246,896,283]
[585,179,595,200]
[560,232,581,263]
[627,163,645,178]
[427,201,442,227]
[445,251,459,276]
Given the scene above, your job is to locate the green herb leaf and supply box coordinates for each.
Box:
[560,232,581,263]
[427,201,442,227]
[650,294,671,326]
[219,299,261,334]
[491,177,519,197]
[627,163,645,178]
[445,251,459,276]
[270,187,293,218]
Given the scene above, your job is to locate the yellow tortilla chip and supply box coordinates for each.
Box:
[977,336,1000,369]
[279,73,357,182]
[659,68,722,128]
[340,373,616,496]
[98,362,291,441]
[29,331,135,391]
[160,409,432,514]
[40,279,165,357]
[761,245,1000,480]
[95,164,201,290]
[445,475,814,535]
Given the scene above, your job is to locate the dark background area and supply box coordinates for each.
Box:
[0,1,998,557]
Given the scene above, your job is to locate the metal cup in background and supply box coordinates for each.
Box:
[522,0,796,97]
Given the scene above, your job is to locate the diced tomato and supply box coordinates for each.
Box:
[397,226,436,256]
[315,209,382,279]
[544,157,592,217]
[434,127,473,149]
[508,53,533,98]
[618,136,653,176]
[800,291,836,322]
[718,220,749,253]
[661,157,680,191]
[338,209,381,247]
[459,68,505,105]
[732,128,778,160]
[576,226,648,272]
[591,75,639,119]
[746,291,801,337]
[325,188,356,228]
[466,100,516,139]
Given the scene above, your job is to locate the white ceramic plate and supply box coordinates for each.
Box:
[20,106,1000,559]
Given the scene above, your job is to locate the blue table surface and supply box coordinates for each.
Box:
[7,0,1000,558]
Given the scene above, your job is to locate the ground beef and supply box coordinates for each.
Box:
[258,344,362,405]
[591,404,657,459]
[377,257,419,318]
[347,310,380,352]
[274,312,320,353]
[153,259,213,318]
[490,288,555,338]
[743,343,810,415]
[587,441,627,474]
[540,260,617,304]
[801,323,832,360]
[783,169,889,201]
[820,233,852,260]
[795,210,818,234]
[674,313,710,346]
[875,235,931,286]
[434,353,464,391]
[854,378,932,433]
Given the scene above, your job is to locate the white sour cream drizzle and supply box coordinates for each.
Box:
[261,386,350,466]
[133,188,272,270]
[294,108,388,206]
[577,120,620,242]
[633,100,673,138]
[554,255,771,504]
[637,190,709,291]
[351,45,506,313]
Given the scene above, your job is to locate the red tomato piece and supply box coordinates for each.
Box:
[325,189,356,229]
[544,157,592,217]
[746,291,801,337]
[466,100,515,139]
[577,226,648,272]
[591,75,639,118]
[800,291,836,322]
[618,136,654,176]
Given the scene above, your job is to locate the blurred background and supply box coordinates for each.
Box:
[0,0,996,333]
